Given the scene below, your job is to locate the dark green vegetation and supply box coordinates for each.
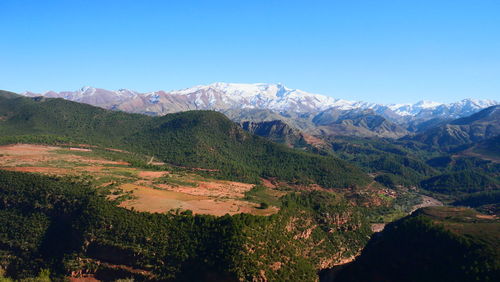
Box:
[420,170,499,194]
[335,206,500,282]
[0,170,370,281]
[453,191,500,215]
[240,105,500,206]
[124,111,369,187]
[244,185,283,207]
[466,135,500,160]
[0,91,369,188]
[328,136,438,188]
[0,89,498,281]
[321,133,500,210]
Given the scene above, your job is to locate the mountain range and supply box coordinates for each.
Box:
[411,105,500,148]
[22,83,498,137]
[0,89,499,281]
[0,90,369,188]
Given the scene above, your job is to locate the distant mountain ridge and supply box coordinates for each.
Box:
[20,83,498,139]
[411,105,500,148]
[22,83,498,120]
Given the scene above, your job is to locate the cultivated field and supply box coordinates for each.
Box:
[0,144,280,216]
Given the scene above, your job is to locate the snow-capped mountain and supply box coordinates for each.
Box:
[23,86,140,109]
[386,99,499,120]
[22,83,498,123]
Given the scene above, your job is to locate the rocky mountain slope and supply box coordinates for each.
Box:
[21,83,498,138]
[411,105,500,148]
[312,108,409,138]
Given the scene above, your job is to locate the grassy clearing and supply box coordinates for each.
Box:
[244,185,283,207]
[419,206,500,245]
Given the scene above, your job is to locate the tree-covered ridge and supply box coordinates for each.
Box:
[0,92,151,144]
[420,170,499,194]
[327,136,438,187]
[453,190,500,215]
[324,135,500,205]
[0,170,371,281]
[125,110,369,187]
[336,206,500,282]
[0,92,370,188]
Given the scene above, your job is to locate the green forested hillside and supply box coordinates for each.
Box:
[468,135,500,160]
[0,91,151,143]
[335,206,500,282]
[0,92,369,188]
[420,170,499,194]
[125,111,369,186]
[328,137,438,187]
[453,191,500,214]
[0,170,371,281]
[326,135,500,203]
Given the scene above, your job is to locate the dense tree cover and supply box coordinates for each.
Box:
[448,157,500,174]
[426,155,500,175]
[374,174,398,189]
[329,137,438,187]
[3,91,498,196]
[419,153,500,203]
[0,170,370,281]
[327,135,500,203]
[236,191,372,281]
[420,170,499,194]
[335,207,500,282]
[0,135,75,146]
[453,190,500,215]
[454,191,500,208]
[0,95,150,145]
[471,135,500,159]
[125,111,369,187]
[0,93,369,188]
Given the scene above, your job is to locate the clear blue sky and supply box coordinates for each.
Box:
[1,0,499,103]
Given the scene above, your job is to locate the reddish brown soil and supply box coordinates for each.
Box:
[0,144,57,155]
[157,180,254,198]
[261,178,277,188]
[0,144,128,166]
[137,171,168,179]
[118,183,276,216]
[371,223,385,232]
[303,133,327,147]
[0,144,279,217]
[69,147,92,152]
[1,166,72,174]
[476,214,497,219]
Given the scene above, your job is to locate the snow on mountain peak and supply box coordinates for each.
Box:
[80,86,95,93]
[414,100,443,109]
[18,83,498,119]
